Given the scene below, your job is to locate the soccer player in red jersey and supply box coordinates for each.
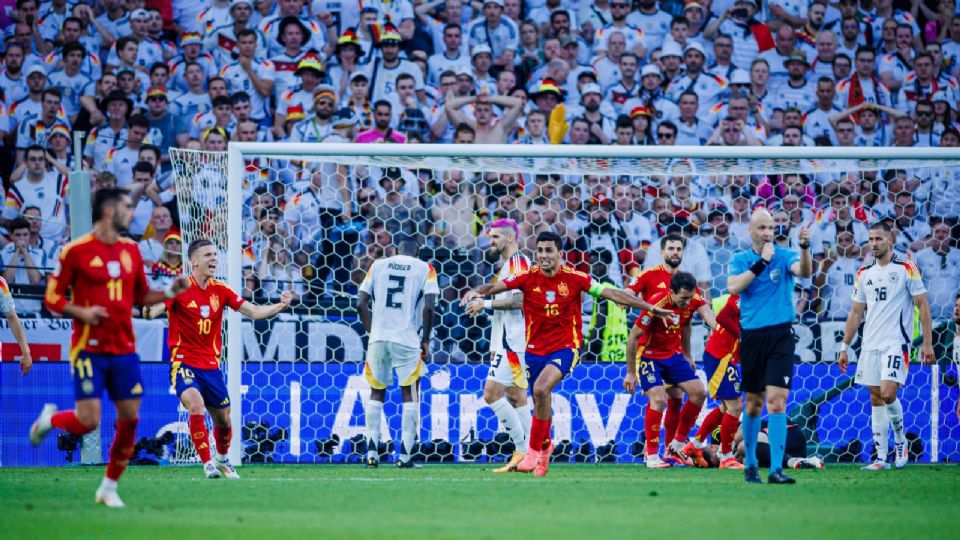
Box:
[627,233,716,466]
[624,272,713,469]
[684,294,744,469]
[147,239,292,479]
[32,188,190,508]
[470,231,671,477]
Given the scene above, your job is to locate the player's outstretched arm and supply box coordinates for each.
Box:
[912,293,936,365]
[463,291,523,316]
[837,301,866,373]
[473,281,510,298]
[623,325,644,395]
[140,275,192,306]
[238,290,294,320]
[5,309,32,376]
[600,286,673,318]
[697,303,717,330]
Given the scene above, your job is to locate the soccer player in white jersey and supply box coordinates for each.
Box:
[461,219,532,473]
[358,237,439,468]
[837,222,935,470]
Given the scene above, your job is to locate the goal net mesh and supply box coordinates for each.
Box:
[169,146,960,465]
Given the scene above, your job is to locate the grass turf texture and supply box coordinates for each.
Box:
[1,464,958,539]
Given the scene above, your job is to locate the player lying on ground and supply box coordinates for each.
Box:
[838,222,934,470]
[469,231,672,477]
[145,239,293,479]
[623,272,715,469]
[461,219,533,473]
[685,293,744,469]
[33,188,190,508]
[358,238,438,468]
[0,275,33,376]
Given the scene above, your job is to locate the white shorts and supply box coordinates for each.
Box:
[855,345,909,387]
[364,341,423,390]
[486,349,528,389]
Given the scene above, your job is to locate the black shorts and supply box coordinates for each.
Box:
[740,323,795,394]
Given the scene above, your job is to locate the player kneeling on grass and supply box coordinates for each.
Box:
[145,239,293,479]
[684,293,744,469]
[624,272,713,469]
[32,188,191,508]
[358,238,438,469]
[469,232,671,477]
[837,223,934,471]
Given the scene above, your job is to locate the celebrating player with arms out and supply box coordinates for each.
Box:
[627,233,716,466]
[469,232,672,477]
[146,239,293,479]
[33,188,190,508]
[684,294,744,469]
[358,238,438,469]
[624,272,713,469]
[461,219,533,473]
[838,223,934,470]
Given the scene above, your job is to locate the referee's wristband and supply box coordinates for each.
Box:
[799,242,810,249]
[749,258,769,275]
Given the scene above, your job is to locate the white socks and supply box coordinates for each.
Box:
[400,402,418,462]
[515,404,532,453]
[365,399,383,459]
[490,397,527,452]
[886,399,906,445]
[871,405,889,461]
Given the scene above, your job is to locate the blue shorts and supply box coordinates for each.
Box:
[526,349,579,387]
[638,353,698,392]
[72,352,144,402]
[171,362,231,409]
[702,351,741,400]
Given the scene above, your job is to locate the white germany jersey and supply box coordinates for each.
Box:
[359,255,440,349]
[851,254,926,350]
[490,252,530,354]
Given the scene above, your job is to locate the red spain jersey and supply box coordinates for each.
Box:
[503,264,594,355]
[45,233,149,358]
[705,294,740,363]
[634,290,706,360]
[626,264,674,299]
[166,276,245,370]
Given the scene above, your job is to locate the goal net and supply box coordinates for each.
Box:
[170,144,960,466]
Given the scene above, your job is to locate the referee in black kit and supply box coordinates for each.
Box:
[727,208,813,484]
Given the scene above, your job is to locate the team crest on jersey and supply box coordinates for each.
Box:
[120,251,133,273]
[107,261,121,278]
[769,269,781,284]
[558,282,569,297]
[641,314,652,325]
[889,273,899,283]
[200,305,211,318]
[546,291,556,303]
[210,295,220,312]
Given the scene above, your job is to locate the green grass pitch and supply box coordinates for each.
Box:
[1,464,958,539]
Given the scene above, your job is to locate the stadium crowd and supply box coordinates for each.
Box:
[1,0,960,356]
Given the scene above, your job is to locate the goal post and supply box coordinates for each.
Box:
[167,143,960,466]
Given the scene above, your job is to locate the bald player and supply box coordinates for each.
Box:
[728,208,812,484]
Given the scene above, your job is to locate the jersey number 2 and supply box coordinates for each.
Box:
[386,275,406,309]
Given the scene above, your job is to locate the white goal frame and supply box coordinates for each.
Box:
[223,143,960,465]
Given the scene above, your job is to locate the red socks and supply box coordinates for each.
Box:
[105,418,138,481]
[528,417,551,452]
[189,415,211,463]
[720,412,740,454]
[644,407,663,456]
[695,407,724,443]
[673,400,703,444]
[50,410,94,435]
[662,398,682,447]
[213,425,232,456]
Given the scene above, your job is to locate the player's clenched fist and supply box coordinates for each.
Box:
[761,242,775,262]
[279,290,294,307]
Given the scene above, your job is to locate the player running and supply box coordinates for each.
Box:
[462,219,532,473]
[358,238,438,469]
[469,231,671,477]
[838,222,934,470]
[32,188,190,508]
[627,233,716,466]
[684,294,744,469]
[0,276,33,376]
[146,239,293,479]
[623,272,713,469]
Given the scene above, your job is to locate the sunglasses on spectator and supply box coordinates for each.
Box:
[916,110,934,116]
[611,3,629,7]
[358,195,377,203]
[657,132,674,138]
